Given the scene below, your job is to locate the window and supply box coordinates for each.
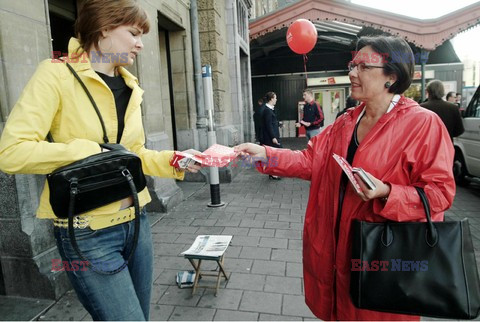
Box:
[237,0,248,42]
[466,86,480,118]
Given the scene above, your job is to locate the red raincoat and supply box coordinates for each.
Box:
[259,96,455,320]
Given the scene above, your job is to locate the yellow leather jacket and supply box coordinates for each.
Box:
[0,38,184,219]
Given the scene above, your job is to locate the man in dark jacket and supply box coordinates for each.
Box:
[296,89,324,140]
[253,98,265,143]
[421,80,464,141]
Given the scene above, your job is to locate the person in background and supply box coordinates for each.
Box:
[0,0,201,320]
[421,80,464,141]
[336,95,359,119]
[235,36,454,320]
[261,91,282,180]
[253,98,265,144]
[455,92,464,111]
[296,89,324,140]
[446,91,457,103]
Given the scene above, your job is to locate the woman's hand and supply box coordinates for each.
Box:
[234,143,267,160]
[353,171,391,202]
[181,149,203,173]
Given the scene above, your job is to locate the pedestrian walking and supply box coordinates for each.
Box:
[235,36,454,320]
[336,95,359,119]
[253,97,265,144]
[0,0,201,320]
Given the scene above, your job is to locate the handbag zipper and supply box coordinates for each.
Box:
[78,176,126,193]
[78,169,121,182]
[48,151,132,175]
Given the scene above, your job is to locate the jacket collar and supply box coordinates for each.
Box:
[66,37,140,88]
[346,95,413,122]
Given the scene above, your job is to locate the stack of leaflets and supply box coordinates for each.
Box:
[332,153,376,193]
[170,144,239,169]
[176,270,196,288]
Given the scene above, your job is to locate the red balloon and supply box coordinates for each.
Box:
[286,19,318,54]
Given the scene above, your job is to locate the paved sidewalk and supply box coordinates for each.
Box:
[27,138,480,321]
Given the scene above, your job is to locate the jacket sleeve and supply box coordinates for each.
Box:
[451,108,465,137]
[311,102,324,126]
[256,142,314,180]
[257,124,333,180]
[129,107,184,180]
[373,115,455,221]
[263,109,277,139]
[0,60,101,175]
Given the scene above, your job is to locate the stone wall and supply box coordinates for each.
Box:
[198,0,239,146]
[0,1,72,298]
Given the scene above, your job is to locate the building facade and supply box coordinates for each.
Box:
[0,0,252,299]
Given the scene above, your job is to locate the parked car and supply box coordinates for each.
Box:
[454,85,480,185]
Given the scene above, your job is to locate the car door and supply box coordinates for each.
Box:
[458,87,480,177]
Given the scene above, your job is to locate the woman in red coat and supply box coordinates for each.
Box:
[235,36,455,320]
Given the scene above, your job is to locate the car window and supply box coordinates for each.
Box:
[466,88,480,118]
[474,96,480,118]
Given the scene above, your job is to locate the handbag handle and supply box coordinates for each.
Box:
[382,187,439,248]
[414,186,438,247]
[68,170,141,275]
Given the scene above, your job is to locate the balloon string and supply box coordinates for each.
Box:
[303,54,308,86]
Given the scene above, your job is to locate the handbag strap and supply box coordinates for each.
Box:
[65,63,109,144]
[47,64,110,144]
[414,186,438,246]
[68,169,141,275]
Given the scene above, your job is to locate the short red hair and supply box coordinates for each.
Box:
[74,0,150,53]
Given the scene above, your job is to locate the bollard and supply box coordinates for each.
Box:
[202,65,225,207]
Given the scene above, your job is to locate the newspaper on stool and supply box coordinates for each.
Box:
[181,235,232,258]
[180,235,232,296]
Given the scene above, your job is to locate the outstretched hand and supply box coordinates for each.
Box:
[233,143,266,160]
[181,149,204,173]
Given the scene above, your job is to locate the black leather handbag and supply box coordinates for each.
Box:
[350,187,480,319]
[47,63,147,274]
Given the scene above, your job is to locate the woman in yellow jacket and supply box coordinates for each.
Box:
[0,0,200,320]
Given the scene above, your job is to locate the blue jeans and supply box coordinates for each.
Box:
[54,208,153,321]
[306,128,321,140]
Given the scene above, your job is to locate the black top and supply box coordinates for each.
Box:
[336,115,362,242]
[96,71,132,143]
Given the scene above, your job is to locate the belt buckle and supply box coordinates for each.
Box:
[73,216,90,229]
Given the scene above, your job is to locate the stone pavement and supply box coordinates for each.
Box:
[7,138,480,321]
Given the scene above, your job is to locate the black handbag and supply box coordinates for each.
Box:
[350,187,480,319]
[46,63,147,274]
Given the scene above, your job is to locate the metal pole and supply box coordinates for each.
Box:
[190,0,208,135]
[421,48,427,102]
[202,65,225,207]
